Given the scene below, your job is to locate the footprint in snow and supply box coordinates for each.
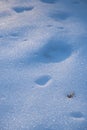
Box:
[17,37,73,66]
[72,1,80,4]
[12,6,34,13]
[70,111,85,121]
[40,0,57,4]
[34,38,72,63]
[49,11,70,21]
[35,75,51,87]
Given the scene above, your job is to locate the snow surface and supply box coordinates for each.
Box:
[0,0,87,130]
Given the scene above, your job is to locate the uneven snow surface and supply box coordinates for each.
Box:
[0,0,87,130]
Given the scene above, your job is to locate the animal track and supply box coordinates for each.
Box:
[49,11,70,21]
[0,25,32,42]
[40,0,57,4]
[35,75,51,86]
[58,27,64,30]
[70,111,84,120]
[18,38,73,66]
[12,6,34,13]
[72,1,80,4]
[34,38,72,63]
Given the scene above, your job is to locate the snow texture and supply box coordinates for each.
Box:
[0,0,87,130]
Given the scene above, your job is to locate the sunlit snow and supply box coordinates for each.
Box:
[0,0,87,130]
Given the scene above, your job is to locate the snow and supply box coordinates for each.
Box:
[0,0,87,130]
